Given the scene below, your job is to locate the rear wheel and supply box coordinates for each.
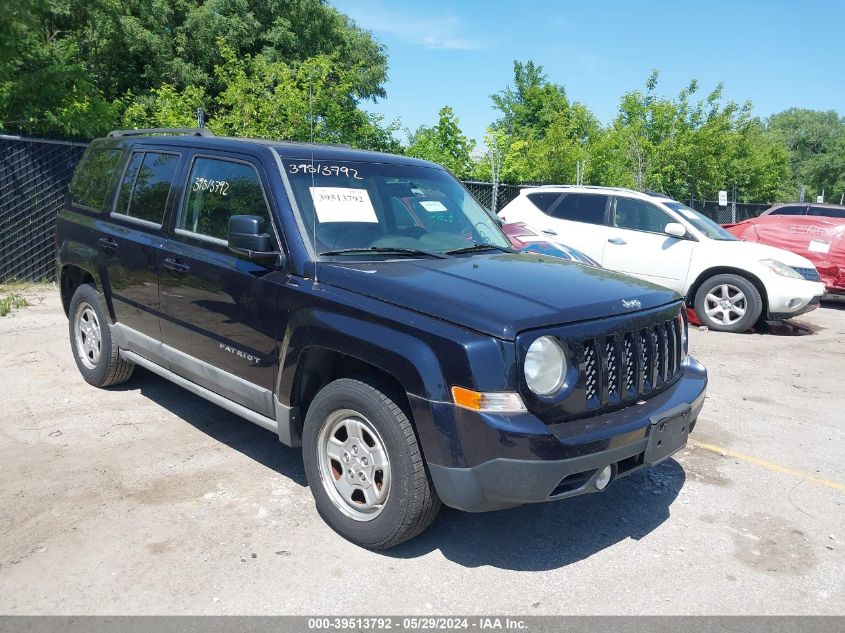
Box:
[68,284,134,386]
[693,274,762,333]
[302,378,441,549]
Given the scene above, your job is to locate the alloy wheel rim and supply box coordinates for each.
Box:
[317,409,391,521]
[704,283,747,326]
[74,302,102,369]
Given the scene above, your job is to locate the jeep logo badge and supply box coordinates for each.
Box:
[622,299,642,310]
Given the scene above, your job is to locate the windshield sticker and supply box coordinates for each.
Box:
[419,200,448,212]
[310,187,377,223]
[289,163,363,180]
[808,239,831,253]
[192,177,229,196]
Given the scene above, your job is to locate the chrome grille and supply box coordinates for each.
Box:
[581,314,684,410]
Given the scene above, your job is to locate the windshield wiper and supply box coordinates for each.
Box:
[319,247,448,259]
[444,243,514,255]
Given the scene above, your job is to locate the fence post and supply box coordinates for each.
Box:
[731,185,737,224]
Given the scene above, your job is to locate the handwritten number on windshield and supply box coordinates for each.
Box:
[288,163,363,180]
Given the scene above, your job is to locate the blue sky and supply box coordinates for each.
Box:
[332,0,845,147]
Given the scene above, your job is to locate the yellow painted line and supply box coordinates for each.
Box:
[689,439,845,492]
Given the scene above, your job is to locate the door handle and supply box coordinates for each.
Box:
[163,258,190,274]
[98,237,118,253]
[542,229,558,236]
[607,237,627,245]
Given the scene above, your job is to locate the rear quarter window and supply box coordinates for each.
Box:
[808,206,845,219]
[69,148,123,211]
[526,192,562,213]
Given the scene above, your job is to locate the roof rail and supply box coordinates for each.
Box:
[107,128,215,138]
[532,184,641,193]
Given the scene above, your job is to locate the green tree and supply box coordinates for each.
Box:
[483,60,599,183]
[0,0,389,139]
[767,108,845,201]
[590,71,789,202]
[125,40,401,152]
[406,106,475,177]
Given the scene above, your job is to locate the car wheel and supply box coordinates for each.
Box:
[68,283,134,387]
[693,274,762,333]
[302,378,441,549]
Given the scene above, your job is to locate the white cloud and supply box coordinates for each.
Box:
[341,3,486,50]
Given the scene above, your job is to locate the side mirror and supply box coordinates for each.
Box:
[228,215,280,262]
[664,222,687,239]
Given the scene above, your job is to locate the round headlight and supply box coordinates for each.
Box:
[524,336,567,396]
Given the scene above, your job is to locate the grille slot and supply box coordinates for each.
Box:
[605,337,619,399]
[584,341,598,402]
[623,334,635,395]
[580,314,684,410]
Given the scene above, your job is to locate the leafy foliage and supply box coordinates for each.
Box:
[767,109,845,201]
[406,106,475,178]
[478,64,801,203]
[0,0,390,141]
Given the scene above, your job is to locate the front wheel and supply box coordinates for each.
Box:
[693,274,763,333]
[302,378,441,549]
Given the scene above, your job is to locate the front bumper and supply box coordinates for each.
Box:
[766,277,825,319]
[769,294,821,320]
[419,357,707,512]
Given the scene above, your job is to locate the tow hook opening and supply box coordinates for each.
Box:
[549,463,618,498]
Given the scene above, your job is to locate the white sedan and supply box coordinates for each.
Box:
[499,186,825,332]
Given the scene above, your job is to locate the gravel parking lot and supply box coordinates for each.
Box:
[0,287,842,615]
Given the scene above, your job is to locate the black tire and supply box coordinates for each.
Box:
[68,283,134,387]
[302,378,441,549]
[693,273,763,333]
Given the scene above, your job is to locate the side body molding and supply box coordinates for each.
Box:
[112,323,298,446]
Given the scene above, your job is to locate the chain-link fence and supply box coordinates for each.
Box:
[461,181,527,212]
[1,136,88,282]
[687,198,772,224]
[462,180,775,224]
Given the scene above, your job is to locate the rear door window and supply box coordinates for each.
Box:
[114,151,180,226]
[69,147,123,211]
[613,197,674,233]
[550,193,608,225]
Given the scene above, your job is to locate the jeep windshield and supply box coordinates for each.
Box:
[281,159,512,258]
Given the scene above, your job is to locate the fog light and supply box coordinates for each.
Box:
[595,465,612,490]
[787,298,802,309]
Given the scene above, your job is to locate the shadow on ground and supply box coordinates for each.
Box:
[115,366,308,487]
[116,367,685,571]
[385,459,684,571]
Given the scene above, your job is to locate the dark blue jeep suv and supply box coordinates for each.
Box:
[56,129,707,548]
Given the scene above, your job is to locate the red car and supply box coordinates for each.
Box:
[724,204,845,296]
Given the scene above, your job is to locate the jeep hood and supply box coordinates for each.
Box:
[317,253,680,340]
